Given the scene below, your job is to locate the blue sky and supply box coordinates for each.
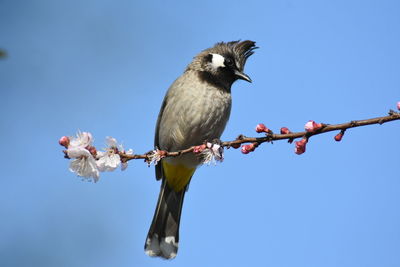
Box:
[1,0,399,266]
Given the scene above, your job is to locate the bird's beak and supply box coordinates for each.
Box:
[234,69,252,83]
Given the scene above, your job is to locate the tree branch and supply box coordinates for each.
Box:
[119,110,400,162]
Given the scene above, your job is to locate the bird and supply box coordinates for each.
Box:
[145,40,257,259]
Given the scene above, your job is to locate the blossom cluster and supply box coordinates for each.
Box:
[59,131,132,182]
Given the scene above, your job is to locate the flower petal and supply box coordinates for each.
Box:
[96,152,121,172]
[69,156,99,182]
[69,131,93,148]
[105,136,118,148]
[67,147,91,158]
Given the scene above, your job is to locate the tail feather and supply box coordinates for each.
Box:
[145,179,186,259]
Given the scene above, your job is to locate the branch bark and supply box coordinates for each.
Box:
[119,110,400,162]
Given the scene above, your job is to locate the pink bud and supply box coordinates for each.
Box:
[241,145,250,154]
[304,121,314,132]
[193,144,206,154]
[397,101,400,111]
[241,143,256,154]
[334,132,344,142]
[248,143,256,152]
[305,120,322,133]
[255,123,269,133]
[59,136,70,147]
[280,127,291,134]
[294,138,307,155]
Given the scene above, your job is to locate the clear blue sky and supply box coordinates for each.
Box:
[1,0,399,266]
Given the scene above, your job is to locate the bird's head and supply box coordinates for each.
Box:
[188,40,257,90]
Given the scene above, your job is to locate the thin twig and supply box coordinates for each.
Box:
[119,110,400,162]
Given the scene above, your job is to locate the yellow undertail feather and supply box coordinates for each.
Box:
[162,161,195,192]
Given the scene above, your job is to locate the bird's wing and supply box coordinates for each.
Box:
[154,94,169,180]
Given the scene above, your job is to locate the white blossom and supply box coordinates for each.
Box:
[65,131,99,181]
[62,132,133,181]
[69,156,99,182]
[96,150,121,172]
[201,142,224,165]
[146,149,165,166]
[69,131,93,148]
[66,131,93,159]
[95,136,129,172]
[105,136,118,148]
[66,146,90,158]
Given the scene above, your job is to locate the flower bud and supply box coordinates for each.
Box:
[397,101,400,111]
[241,145,250,154]
[334,132,344,142]
[193,144,206,154]
[248,143,256,152]
[280,127,291,134]
[241,143,256,154]
[294,138,307,155]
[59,136,70,147]
[305,120,322,133]
[255,123,269,133]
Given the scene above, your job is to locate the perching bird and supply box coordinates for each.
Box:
[145,40,257,259]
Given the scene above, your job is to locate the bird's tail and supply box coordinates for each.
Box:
[145,179,186,259]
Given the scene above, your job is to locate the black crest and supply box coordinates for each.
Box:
[208,40,257,71]
[187,40,257,91]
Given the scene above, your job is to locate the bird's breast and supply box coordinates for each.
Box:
[158,73,232,152]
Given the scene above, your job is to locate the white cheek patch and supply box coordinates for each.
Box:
[210,53,225,70]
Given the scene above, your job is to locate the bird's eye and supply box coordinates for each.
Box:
[225,58,234,68]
